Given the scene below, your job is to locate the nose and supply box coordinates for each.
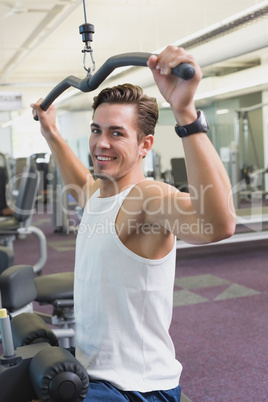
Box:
[96,132,111,149]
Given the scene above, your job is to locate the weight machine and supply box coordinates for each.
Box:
[34,1,195,116]
[0,310,88,402]
[0,256,75,349]
[0,165,47,274]
[235,103,268,203]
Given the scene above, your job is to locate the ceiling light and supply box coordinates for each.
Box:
[216,109,229,115]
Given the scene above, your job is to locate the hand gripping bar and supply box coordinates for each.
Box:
[35,52,195,115]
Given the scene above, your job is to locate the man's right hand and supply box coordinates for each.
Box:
[30,99,59,141]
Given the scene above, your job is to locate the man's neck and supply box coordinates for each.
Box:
[99,172,145,198]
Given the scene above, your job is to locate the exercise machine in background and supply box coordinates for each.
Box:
[0,164,47,274]
[0,246,75,348]
[235,103,268,205]
[0,310,88,402]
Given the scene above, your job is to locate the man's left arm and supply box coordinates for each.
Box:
[147,46,236,244]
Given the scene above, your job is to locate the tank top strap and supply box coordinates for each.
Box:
[84,184,136,222]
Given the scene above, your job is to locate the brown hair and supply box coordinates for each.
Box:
[92,83,158,143]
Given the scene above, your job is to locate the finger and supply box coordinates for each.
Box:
[30,98,44,121]
[168,51,202,80]
[147,54,159,70]
[32,109,38,120]
[154,45,183,75]
[30,98,44,108]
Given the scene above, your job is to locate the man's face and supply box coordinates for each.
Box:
[89,103,143,182]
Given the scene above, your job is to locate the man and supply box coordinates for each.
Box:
[31,46,236,401]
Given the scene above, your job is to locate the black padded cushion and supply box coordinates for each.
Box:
[13,165,38,223]
[0,166,8,211]
[29,346,89,402]
[35,272,74,303]
[11,312,59,349]
[0,245,14,274]
[0,264,37,310]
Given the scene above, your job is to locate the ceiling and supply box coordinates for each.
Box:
[1,0,268,114]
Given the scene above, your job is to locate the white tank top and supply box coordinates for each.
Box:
[74,185,182,392]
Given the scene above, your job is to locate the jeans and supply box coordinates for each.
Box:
[83,380,181,401]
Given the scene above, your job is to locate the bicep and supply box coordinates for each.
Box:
[145,188,209,244]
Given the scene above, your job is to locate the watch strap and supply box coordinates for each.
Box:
[175,110,208,138]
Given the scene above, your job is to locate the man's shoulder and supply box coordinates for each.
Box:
[121,180,177,218]
[128,179,176,200]
[81,179,100,206]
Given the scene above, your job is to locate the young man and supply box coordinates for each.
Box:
[31,46,236,401]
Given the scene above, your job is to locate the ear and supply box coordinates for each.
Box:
[139,134,154,158]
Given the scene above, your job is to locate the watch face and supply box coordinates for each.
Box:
[200,111,209,130]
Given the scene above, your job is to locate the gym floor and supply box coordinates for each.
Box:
[10,210,268,402]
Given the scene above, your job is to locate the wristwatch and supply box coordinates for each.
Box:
[175,110,209,138]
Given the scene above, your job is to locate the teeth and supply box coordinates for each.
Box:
[97,156,115,161]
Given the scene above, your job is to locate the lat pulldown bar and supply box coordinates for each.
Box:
[36,52,195,115]
[34,3,195,118]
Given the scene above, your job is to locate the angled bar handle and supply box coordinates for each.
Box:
[35,52,195,117]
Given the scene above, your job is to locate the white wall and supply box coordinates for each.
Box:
[57,110,93,168]
[0,112,13,156]
[57,110,92,141]
[152,124,185,173]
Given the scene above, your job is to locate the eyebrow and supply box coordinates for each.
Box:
[90,122,127,131]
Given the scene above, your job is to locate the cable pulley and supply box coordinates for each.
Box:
[79,0,95,75]
[34,0,195,119]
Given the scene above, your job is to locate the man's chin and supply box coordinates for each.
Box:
[93,172,115,182]
[94,173,107,180]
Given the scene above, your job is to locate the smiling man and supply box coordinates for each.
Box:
[31,45,236,401]
[90,102,145,184]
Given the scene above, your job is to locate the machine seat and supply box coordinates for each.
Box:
[0,216,21,231]
[35,272,74,303]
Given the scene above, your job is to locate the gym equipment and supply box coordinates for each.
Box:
[0,310,89,402]
[34,0,195,116]
[48,156,78,234]
[0,166,9,214]
[30,152,51,205]
[0,261,75,348]
[143,149,162,180]
[37,52,195,113]
[34,271,75,348]
[0,245,14,273]
[0,153,14,217]
[170,158,189,192]
[0,152,12,185]
[0,165,47,273]
[234,103,268,204]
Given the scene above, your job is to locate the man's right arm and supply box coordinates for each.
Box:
[31,99,95,207]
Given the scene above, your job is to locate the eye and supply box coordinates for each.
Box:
[91,127,101,134]
[112,131,123,137]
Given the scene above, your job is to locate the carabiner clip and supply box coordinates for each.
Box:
[82,46,96,77]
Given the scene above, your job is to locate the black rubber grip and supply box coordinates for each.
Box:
[29,346,89,401]
[172,63,195,80]
[34,52,195,117]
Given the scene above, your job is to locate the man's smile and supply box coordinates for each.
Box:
[96,155,117,161]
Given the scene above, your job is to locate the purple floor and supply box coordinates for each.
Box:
[172,242,268,401]
[10,212,268,401]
